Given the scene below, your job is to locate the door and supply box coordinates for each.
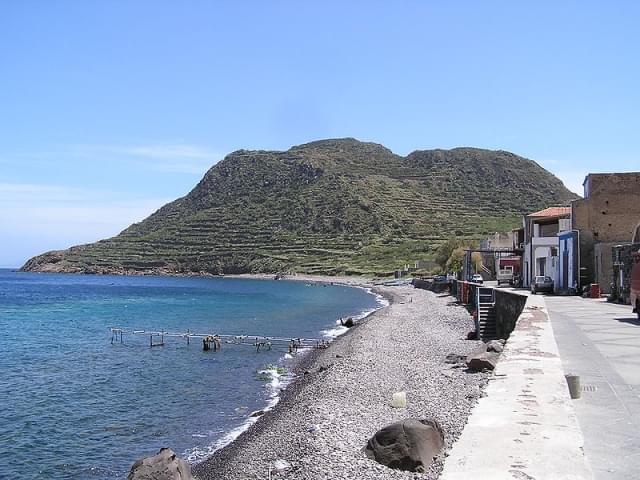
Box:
[538,257,546,276]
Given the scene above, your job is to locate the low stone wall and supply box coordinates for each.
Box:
[412,278,450,294]
[440,294,592,479]
[494,289,527,339]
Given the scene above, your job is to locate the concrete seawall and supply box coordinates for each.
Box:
[494,289,528,339]
[441,292,593,479]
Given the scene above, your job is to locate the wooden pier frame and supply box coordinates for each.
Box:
[109,327,329,352]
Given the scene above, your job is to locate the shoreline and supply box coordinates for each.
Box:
[15,267,388,285]
[224,272,380,286]
[190,285,397,474]
[186,278,392,462]
[192,285,489,480]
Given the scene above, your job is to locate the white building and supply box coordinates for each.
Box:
[522,207,571,290]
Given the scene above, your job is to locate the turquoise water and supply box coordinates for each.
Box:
[0,270,381,479]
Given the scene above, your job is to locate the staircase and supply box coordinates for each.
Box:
[477,287,497,339]
[480,264,492,278]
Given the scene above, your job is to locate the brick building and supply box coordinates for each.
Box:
[571,172,640,292]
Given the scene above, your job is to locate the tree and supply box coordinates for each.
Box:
[446,247,466,273]
[471,252,483,273]
[435,237,463,269]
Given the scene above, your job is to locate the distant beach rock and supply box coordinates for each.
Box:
[466,351,500,371]
[127,448,193,480]
[486,339,505,353]
[341,317,354,328]
[365,418,444,472]
[466,340,504,371]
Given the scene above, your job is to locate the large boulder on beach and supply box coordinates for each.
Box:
[466,351,500,371]
[127,448,193,480]
[365,418,444,472]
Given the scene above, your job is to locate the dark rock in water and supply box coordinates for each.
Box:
[365,418,444,472]
[467,351,500,371]
[128,448,193,480]
[486,340,504,353]
[341,317,354,328]
[249,409,265,418]
[445,353,467,364]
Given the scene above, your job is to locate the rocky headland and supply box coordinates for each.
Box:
[21,138,577,277]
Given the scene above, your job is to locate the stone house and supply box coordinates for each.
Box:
[569,173,640,293]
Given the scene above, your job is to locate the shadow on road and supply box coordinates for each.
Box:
[614,316,640,326]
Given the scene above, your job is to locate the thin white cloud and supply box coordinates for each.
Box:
[1,201,170,228]
[112,144,220,160]
[140,161,215,175]
[0,182,86,197]
[68,143,224,175]
[0,182,140,203]
[0,181,171,246]
[0,142,221,265]
[0,143,223,176]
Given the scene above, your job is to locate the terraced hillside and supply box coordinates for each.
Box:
[22,138,578,276]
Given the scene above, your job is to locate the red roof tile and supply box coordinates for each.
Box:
[528,206,571,218]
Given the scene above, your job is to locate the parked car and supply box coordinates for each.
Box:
[631,251,640,320]
[470,274,483,284]
[531,276,554,294]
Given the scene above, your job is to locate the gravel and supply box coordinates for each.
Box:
[192,285,490,480]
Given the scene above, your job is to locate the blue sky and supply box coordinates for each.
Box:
[1,1,639,267]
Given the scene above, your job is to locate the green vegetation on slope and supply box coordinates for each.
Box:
[21,138,578,276]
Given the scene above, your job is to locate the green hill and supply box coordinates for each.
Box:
[21,138,578,276]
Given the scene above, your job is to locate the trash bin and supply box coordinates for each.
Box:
[590,283,601,298]
[565,374,581,399]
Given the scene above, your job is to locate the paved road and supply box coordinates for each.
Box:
[545,295,640,479]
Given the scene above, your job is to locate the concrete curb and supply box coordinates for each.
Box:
[441,294,593,479]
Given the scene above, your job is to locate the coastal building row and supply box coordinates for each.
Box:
[483,172,640,299]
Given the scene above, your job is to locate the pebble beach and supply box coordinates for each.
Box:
[193,283,490,480]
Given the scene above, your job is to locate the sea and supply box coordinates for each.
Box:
[0,269,384,479]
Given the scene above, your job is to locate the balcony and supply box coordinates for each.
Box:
[530,236,559,247]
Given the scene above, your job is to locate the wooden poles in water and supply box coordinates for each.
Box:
[110,328,124,344]
[149,332,164,347]
[109,327,327,352]
[202,335,222,351]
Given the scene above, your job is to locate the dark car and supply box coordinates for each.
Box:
[531,276,554,294]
